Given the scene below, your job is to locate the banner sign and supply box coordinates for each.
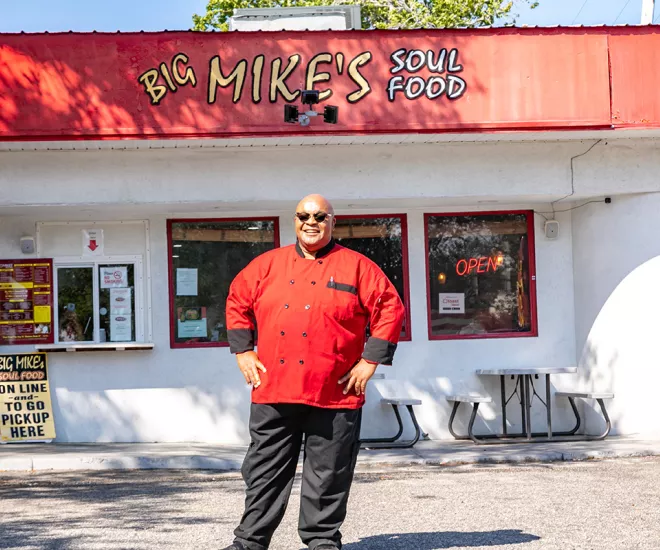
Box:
[0,259,54,345]
[0,29,612,140]
[0,353,56,442]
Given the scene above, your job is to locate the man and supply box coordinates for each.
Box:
[223,194,405,550]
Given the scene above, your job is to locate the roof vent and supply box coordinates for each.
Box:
[229,5,361,31]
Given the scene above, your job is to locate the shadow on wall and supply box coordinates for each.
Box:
[40,345,254,443]
[341,530,540,549]
[50,381,250,443]
[575,340,619,436]
[575,255,660,438]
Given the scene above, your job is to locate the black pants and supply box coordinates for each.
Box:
[233,403,362,550]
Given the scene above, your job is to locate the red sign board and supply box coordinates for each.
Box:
[0,259,54,345]
[0,29,612,140]
[610,30,660,129]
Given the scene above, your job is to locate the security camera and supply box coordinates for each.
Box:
[284,104,299,124]
[301,90,320,105]
[283,91,339,126]
[323,106,338,124]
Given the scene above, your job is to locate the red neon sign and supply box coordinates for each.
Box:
[456,255,503,276]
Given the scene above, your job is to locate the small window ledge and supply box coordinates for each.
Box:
[35,343,154,353]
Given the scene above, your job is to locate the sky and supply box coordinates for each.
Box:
[0,0,654,33]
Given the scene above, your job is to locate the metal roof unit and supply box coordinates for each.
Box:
[229,5,362,31]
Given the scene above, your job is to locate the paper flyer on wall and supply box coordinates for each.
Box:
[439,293,465,314]
[177,307,207,339]
[110,288,132,342]
[101,266,128,289]
[176,268,198,296]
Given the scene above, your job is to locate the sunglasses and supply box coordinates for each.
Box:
[295,211,332,223]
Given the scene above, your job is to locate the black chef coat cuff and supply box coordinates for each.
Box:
[227,329,255,354]
[363,337,397,366]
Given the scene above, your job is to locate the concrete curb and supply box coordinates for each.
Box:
[25,456,244,472]
[2,440,660,472]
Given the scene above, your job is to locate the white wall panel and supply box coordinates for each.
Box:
[1,137,655,442]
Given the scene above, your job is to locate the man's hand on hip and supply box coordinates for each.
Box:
[339,359,378,396]
[236,351,266,389]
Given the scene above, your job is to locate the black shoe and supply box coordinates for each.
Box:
[314,545,339,550]
[220,543,246,550]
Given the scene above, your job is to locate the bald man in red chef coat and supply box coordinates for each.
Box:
[221,195,405,550]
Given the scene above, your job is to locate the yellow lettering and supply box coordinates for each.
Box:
[172,53,197,87]
[208,56,247,104]
[252,55,265,104]
[270,55,301,103]
[159,62,177,92]
[16,355,43,370]
[138,69,167,105]
[305,53,333,101]
[346,52,372,104]
[336,52,345,74]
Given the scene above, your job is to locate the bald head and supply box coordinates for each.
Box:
[296,194,335,216]
[294,194,336,258]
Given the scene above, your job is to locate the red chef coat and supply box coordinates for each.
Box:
[226,239,405,409]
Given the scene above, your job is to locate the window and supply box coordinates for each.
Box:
[334,215,411,341]
[425,211,537,340]
[55,259,142,344]
[167,218,279,348]
[56,267,94,342]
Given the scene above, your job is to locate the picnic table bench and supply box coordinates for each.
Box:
[555,391,614,440]
[447,394,493,444]
[447,368,614,444]
[359,373,425,449]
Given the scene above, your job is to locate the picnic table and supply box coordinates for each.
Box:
[477,367,577,441]
[447,367,614,444]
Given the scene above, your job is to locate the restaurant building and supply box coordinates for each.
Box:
[1,25,659,443]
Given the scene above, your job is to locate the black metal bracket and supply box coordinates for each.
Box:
[562,396,611,440]
[360,404,424,449]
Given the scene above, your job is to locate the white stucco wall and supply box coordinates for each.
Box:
[0,141,587,209]
[0,137,658,443]
[572,192,660,438]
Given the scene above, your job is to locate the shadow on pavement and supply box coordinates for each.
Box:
[0,471,240,549]
[341,529,540,549]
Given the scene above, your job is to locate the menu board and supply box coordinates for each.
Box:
[0,259,54,345]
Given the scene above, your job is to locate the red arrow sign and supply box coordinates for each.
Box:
[88,239,98,252]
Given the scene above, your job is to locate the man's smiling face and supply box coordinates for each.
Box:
[294,195,335,253]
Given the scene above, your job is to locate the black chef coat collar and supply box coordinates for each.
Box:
[295,238,336,259]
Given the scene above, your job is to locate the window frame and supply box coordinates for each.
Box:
[167,217,281,350]
[424,209,538,341]
[53,256,145,344]
[334,213,412,342]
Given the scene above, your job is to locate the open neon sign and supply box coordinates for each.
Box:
[456,255,504,276]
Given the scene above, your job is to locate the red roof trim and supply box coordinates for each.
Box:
[3,25,660,37]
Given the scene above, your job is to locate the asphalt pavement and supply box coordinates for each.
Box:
[1,456,659,549]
